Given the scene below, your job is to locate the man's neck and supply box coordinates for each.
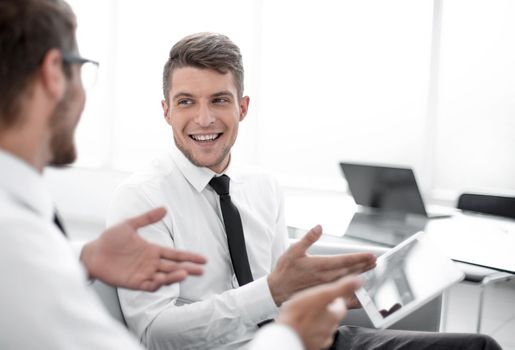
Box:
[209,154,231,175]
[0,85,55,173]
[0,125,50,174]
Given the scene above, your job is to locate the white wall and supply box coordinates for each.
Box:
[434,0,515,195]
[49,0,515,238]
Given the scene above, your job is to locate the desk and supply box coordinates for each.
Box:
[426,214,515,274]
[285,191,515,275]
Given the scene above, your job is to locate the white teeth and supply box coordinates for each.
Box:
[191,134,219,141]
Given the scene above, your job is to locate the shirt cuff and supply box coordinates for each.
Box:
[236,276,279,325]
[249,324,304,350]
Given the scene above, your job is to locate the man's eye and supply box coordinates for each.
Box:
[213,97,229,104]
[178,99,193,106]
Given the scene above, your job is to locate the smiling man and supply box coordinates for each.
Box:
[107,32,501,350]
[162,66,248,173]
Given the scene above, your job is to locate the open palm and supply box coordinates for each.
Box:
[81,207,206,291]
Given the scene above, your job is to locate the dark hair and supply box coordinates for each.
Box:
[0,0,77,127]
[162,32,244,103]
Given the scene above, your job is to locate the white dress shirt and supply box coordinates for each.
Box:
[107,147,289,350]
[0,150,143,350]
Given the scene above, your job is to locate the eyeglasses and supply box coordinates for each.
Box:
[62,52,100,90]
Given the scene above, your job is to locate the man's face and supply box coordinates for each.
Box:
[162,67,249,173]
[49,64,85,166]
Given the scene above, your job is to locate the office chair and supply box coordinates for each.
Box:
[457,193,515,220]
[456,192,515,333]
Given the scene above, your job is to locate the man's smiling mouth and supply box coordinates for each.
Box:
[189,133,222,142]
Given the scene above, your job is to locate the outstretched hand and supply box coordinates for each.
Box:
[277,275,363,350]
[80,207,206,291]
[268,225,376,305]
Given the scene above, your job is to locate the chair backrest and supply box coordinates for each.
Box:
[457,193,515,220]
[91,280,127,326]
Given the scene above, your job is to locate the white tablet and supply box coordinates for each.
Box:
[355,231,464,329]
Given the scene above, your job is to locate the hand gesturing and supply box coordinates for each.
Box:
[268,225,376,305]
[81,207,206,291]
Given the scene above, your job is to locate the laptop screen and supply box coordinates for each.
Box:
[339,162,427,216]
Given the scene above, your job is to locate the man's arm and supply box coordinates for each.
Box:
[141,276,277,349]
[268,225,376,306]
[80,207,206,291]
[250,276,363,350]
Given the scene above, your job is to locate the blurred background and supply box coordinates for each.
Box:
[46,0,515,237]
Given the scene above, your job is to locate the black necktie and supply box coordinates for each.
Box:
[53,211,67,237]
[209,175,273,327]
[209,175,253,286]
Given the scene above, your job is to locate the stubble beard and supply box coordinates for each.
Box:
[173,135,231,171]
[48,86,78,167]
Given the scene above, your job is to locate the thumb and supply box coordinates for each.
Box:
[310,275,364,309]
[288,225,323,256]
[127,207,167,229]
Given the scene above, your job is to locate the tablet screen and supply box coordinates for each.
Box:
[355,232,464,328]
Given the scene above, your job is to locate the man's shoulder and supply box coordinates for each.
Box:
[233,163,274,180]
[0,195,71,259]
[0,192,39,226]
[119,152,179,189]
[110,152,188,212]
[232,164,283,194]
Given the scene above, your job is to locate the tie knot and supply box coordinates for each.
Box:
[209,174,230,196]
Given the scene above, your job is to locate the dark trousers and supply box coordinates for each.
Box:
[330,326,503,350]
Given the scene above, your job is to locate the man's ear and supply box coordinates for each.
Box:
[39,49,66,101]
[239,96,250,122]
[161,99,172,125]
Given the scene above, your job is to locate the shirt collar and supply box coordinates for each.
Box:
[0,149,54,222]
[170,144,243,193]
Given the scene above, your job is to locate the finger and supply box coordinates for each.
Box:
[141,270,188,291]
[127,207,167,229]
[322,327,338,350]
[317,260,376,283]
[292,275,363,311]
[288,225,323,256]
[160,247,207,264]
[179,263,204,276]
[317,314,341,349]
[345,294,362,309]
[322,333,336,350]
[327,297,347,319]
[159,260,204,276]
[309,253,376,271]
[311,275,364,307]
